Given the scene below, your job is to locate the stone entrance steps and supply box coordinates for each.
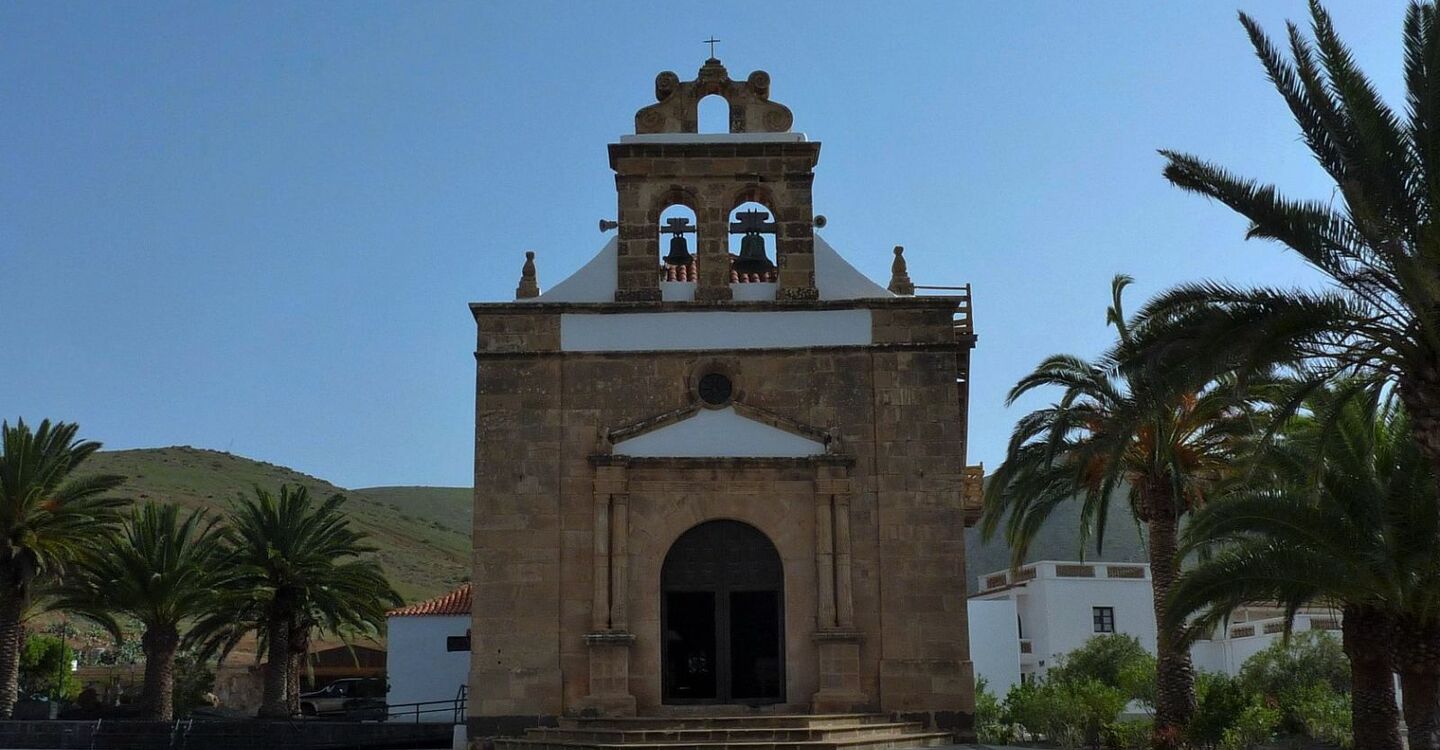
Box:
[493,714,954,750]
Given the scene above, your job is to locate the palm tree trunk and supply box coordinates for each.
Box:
[287,653,301,715]
[286,624,308,715]
[1391,614,1440,750]
[140,624,179,721]
[1147,505,1196,736]
[257,616,291,718]
[1400,376,1440,490]
[0,592,23,719]
[1342,606,1402,750]
[1402,672,1440,750]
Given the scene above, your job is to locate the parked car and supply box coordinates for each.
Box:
[298,678,385,717]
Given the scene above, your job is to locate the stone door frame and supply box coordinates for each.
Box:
[578,455,869,716]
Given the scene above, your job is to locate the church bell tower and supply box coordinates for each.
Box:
[610,57,818,302]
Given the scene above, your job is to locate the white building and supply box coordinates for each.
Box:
[968,561,1343,684]
[1190,605,1344,675]
[966,598,1021,696]
[386,583,473,720]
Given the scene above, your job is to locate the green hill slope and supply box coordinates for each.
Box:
[82,447,1141,601]
[83,447,472,603]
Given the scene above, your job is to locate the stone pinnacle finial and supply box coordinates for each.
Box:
[516,250,540,299]
[888,245,914,296]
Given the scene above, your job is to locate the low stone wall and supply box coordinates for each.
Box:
[0,719,453,750]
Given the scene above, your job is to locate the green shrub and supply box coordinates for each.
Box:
[1237,631,1350,736]
[1049,634,1156,703]
[1218,698,1280,750]
[973,677,1017,744]
[1003,676,1128,750]
[1187,671,1249,748]
[1102,718,1152,750]
[171,650,217,717]
[1288,682,1352,748]
[1237,631,1349,700]
[19,634,80,701]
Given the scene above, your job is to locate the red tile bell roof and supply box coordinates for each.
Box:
[386,583,472,617]
[662,256,777,283]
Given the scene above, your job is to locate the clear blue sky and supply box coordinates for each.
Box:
[0,2,1406,488]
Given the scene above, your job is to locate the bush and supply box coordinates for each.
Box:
[19,635,80,702]
[1187,671,1249,748]
[1003,676,1128,750]
[1102,718,1152,750]
[1237,631,1351,738]
[1049,634,1156,704]
[973,677,1019,745]
[1218,698,1281,750]
[171,650,217,717]
[1237,631,1349,700]
[1289,682,1352,748]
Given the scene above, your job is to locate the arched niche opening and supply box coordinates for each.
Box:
[661,520,784,704]
[728,201,778,283]
[658,203,699,283]
[697,94,730,134]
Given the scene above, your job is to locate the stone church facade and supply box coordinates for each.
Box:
[469,59,981,735]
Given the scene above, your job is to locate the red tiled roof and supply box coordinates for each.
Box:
[386,583,471,617]
[662,256,777,284]
[664,261,697,282]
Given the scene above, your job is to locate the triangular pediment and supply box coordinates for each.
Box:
[611,406,825,458]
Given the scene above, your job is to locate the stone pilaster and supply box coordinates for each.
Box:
[581,463,636,716]
[812,465,867,712]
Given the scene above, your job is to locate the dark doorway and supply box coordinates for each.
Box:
[661,520,785,704]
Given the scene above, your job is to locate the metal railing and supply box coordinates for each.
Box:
[912,283,974,336]
[383,684,467,724]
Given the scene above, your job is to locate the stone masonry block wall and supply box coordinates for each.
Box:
[609,142,820,301]
[472,298,974,724]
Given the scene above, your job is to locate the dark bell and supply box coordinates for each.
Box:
[663,234,693,266]
[732,232,775,274]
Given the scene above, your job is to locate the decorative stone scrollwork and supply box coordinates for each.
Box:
[633,58,795,134]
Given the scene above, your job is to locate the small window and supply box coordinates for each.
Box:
[697,372,733,406]
[447,631,471,652]
[1093,606,1115,633]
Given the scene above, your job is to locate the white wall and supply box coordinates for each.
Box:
[971,563,1350,683]
[972,563,1157,680]
[1025,575,1157,673]
[612,407,824,458]
[386,615,470,719]
[968,599,1021,697]
[559,309,873,352]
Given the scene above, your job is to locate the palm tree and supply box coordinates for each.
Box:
[53,503,226,720]
[194,484,399,718]
[0,419,125,717]
[1141,1,1440,483]
[283,557,397,714]
[1168,389,1439,750]
[983,276,1257,737]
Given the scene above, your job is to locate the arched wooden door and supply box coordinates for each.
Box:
[661,520,785,704]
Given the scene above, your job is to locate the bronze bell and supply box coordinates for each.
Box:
[732,232,774,274]
[663,234,693,266]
